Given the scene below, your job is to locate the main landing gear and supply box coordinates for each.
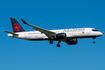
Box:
[56,41,61,47]
[92,37,96,43]
[57,44,60,47]
[49,40,61,47]
[49,40,53,44]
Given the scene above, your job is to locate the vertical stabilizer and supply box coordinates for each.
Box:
[10,18,25,32]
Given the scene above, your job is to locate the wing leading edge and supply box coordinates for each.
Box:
[21,19,56,39]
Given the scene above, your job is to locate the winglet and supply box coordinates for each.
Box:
[21,19,27,24]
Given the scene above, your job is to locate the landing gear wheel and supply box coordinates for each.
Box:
[57,44,60,47]
[93,41,95,43]
[49,40,53,44]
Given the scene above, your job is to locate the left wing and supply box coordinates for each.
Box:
[21,19,56,39]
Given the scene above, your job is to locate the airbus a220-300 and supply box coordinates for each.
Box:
[4,18,103,47]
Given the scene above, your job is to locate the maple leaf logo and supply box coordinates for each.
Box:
[13,24,20,31]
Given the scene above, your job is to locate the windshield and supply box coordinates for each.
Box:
[92,29,99,31]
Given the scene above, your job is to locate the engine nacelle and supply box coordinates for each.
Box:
[65,39,77,45]
[54,33,66,40]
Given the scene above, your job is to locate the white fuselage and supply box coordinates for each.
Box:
[7,28,103,41]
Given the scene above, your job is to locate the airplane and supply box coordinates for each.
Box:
[3,18,103,47]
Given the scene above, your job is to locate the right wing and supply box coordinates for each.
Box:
[21,19,56,39]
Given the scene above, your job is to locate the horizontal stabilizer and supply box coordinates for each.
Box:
[3,30,18,35]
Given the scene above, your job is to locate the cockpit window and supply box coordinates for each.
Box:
[92,29,99,31]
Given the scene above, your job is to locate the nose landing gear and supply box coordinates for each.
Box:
[93,41,95,43]
[92,37,96,43]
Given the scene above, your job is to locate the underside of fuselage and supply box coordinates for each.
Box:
[9,35,100,41]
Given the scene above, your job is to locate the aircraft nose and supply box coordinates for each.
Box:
[99,32,103,36]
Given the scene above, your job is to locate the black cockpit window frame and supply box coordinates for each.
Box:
[92,29,99,31]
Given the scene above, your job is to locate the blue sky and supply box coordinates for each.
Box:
[0,0,105,70]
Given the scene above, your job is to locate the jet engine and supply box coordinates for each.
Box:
[65,39,77,45]
[54,33,66,40]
